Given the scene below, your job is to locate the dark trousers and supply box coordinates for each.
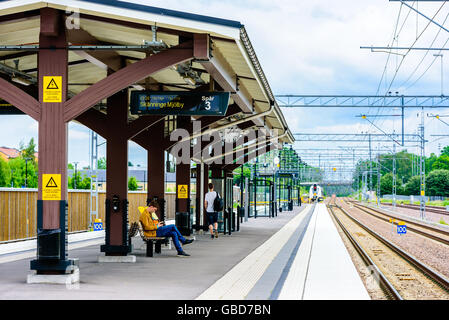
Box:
[156,225,186,253]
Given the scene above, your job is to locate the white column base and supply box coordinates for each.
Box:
[97,255,136,263]
[27,267,80,285]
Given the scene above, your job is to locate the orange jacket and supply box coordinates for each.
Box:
[139,210,159,237]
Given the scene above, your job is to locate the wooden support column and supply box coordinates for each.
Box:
[195,140,210,231]
[37,8,67,230]
[176,117,191,214]
[30,8,76,273]
[100,86,130,255]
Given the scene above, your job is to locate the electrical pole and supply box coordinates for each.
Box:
[401,95,405,146]
[369,133,372,199]
[377,152,381,207]
[419,108,426,220]
[393,143,397,210]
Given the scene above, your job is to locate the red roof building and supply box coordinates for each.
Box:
[0,147,20,161]
[0,147,38,162]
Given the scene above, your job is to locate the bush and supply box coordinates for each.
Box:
[0,157,10,187]
[426,170,449,196]
[69,172,91,189]
[128,177,138,191]
[404,176,421,196]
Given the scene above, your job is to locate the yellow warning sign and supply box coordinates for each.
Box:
[178,184,188,199]
[42,174,61,200]
[43,76,62,103]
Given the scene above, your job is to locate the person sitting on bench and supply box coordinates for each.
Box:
[138,200,193,257]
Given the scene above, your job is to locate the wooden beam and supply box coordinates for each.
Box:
[74,108,108,138]
[0,10,40,24]
[0,77,40,120]
[66,27,122,71]
[126,115,165,140]
[64,41,195,122]
[40,8,60,37]
[194,34,209,60]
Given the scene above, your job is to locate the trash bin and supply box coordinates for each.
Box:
[175,212,192,236]
[288,201,293,211]
[37,228,61,260]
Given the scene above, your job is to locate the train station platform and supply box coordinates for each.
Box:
[0,204,369,300]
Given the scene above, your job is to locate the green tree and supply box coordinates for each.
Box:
[441,145,449,156]
[380,173,393,196]
[68,163,74,170]
[0,157,10,187]
[19,138,37,164]
[128,176,138,191]
[97,157,106,169]
[233,165,251,185]
[425,153,438,174]
[426,170,449,196]
[8,157,38,188]
[69,172,91,189]
[79,175,91,189]
[432,154,449,170]
[405,176,421,196]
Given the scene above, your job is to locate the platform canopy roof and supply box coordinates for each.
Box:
[0,0,294,144]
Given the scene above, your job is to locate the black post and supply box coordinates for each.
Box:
[25,158,28,188]
[223,209,227,235]
[240,165,244,223]
[254,178,257,219]
[74,162,77,189]
[237,205,240,231]
[228,208,232,235]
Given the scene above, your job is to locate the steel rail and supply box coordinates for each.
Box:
[348,201,449,246]
[327,204,402,300]
[379,202,449,216]
[335,202,449,294]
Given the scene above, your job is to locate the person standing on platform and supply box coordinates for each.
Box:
[204,183,219,239]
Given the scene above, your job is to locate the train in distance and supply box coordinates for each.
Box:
[309,184,324,203]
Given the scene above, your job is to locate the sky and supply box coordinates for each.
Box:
[1,0,449,179]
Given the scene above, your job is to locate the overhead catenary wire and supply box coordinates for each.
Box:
[373,2,446,132]
[398,9,449,90]
[369,2,411,133]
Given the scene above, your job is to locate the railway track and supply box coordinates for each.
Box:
[371,201,449,216]
[327,203,449,300]
[343,200,449,247]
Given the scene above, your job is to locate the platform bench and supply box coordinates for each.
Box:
[129,222,169,257]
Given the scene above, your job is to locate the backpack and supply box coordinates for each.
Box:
[213,192,224,212]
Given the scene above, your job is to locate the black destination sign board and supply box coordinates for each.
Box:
[130,91,230,116]
[0,100,24,115]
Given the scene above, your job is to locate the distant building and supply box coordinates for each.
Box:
[0,147,20,161]
[0,147,38,162]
